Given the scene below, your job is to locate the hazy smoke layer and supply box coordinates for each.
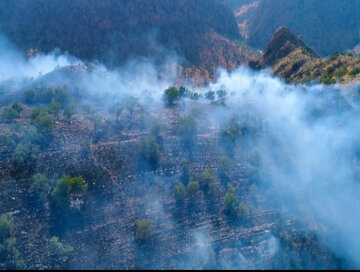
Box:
[1,31,360,268]
[210,68,360,267]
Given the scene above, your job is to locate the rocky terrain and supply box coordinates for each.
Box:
[251,27,360,85]
[227,0,360,56]
[0,68,350,269]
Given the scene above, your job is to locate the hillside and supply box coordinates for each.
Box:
[252,27,360,85]
[227,0,360,56]
[0,0,258,83]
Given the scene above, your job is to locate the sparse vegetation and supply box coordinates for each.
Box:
[350,66,360,76]
[136,219,153,241]
[0,215,24,269]
[49,236,74,259]
[139,136,161,169]
[1,103,23,121]
[178,113,197,146]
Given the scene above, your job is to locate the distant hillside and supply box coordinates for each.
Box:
[0,0,258,83]
[227,0,360,56]
[252,27,360,85]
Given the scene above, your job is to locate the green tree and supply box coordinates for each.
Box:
[209,182,220,196]
[205,90,215,101]
[12,144,31,167]
[51,176,87,209]
[23,89,36,104]
[11,103,23,114]
[136,219,153,241]
[350,66,360,76]
[186,181,199,196]
[0,215,13,243]
[198,169,216,189]
[139,136,161,169]
[0,215,23,269]
[48,101,61,116]
[180,158,190,183]
[173,183,187,201]
[35,112,54,133]
[218,157,231,182]
[224,186,239,215]
[29,173,52,203]
[163,86,180,106]
[53,88,69,106]
[178,114,197,146]
[49,236,73,259]
[64,106,74,122]
[0,135,16,151]
[0,237,24,269]
[2,103,23,121]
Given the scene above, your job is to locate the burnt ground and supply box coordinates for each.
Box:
[0,95,344,270]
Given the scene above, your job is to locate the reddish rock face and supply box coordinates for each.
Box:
[260,26,317,67]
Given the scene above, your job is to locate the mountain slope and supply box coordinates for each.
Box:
[0,0,258,82]
[253,27,360,85]
[227,0,360,56]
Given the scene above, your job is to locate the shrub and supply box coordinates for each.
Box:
[0,135,16,151]
[335,66,348,78]
[49,236,73,258]
[34,111,54,133]
[0,237,24,269]
[329,52,339,61]
[220,117,241,147]
[109,102,123,121]
[23,88,69,105]
[238,203,251,217]
[150,121,163,139]
[224,186,239,215]
[326,66,335,76]
[29,173,52,203]
[209,182,220,196]
[321,76,336,85]
[64,106,74,121]
[350,66,360,76]
[186,181,199,196]
[178,114,197,145]
[48,101,61,116]
[173,183,187,201]
[2,103,23,121]
[23,89,36,104]
[51,176,87,209]
[180,158,190,183]
[31,107,54,133]
[218,157,231,182]
[53,88,69,105]
[198,169,216,189]
[136,219,153,241]
[0,215,13,243]
[163,86,180,106]
[139,136,161,169]
[205,90,215,101]
[12,144,31,167]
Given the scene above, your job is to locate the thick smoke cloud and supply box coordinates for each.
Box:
[2,29,360,269]
[210,68,360,267]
